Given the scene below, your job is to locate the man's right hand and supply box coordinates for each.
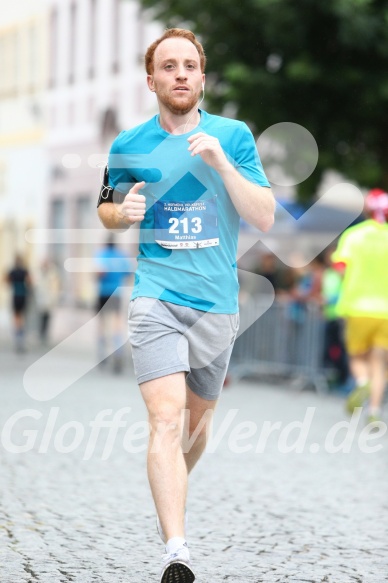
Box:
[118,181,146,223]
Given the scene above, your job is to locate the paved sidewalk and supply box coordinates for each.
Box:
[0,342,387,583]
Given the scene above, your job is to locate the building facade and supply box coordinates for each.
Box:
[0,0,48,308]
[45,0,162,305]
[0,0,163,313]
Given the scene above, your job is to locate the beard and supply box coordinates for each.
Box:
[155,84,201,115]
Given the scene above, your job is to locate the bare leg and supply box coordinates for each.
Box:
[369,347,388,409]
[14,312,26,351]
[349,352,369,385]
[140,372,187,541]
[182,386,217,474]
[14,313,23,332]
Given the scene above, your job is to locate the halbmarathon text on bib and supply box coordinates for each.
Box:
[154,196,219,250]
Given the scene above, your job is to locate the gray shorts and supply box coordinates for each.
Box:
[128,297,239,400]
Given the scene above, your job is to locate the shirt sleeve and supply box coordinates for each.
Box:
[234,123,271,187]
[331,230,354,265]
[108,132,135,194]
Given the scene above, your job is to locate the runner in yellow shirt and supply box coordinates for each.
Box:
[332,189,388,425]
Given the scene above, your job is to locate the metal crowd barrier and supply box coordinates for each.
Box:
[229,295,328,392]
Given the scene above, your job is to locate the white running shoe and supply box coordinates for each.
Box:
[156,511,189,544]
[160,543,195,583]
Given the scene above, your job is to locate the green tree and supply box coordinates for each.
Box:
[139,0,388,199]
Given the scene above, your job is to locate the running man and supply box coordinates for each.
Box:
[97,28,275,582]
[332,188,388,425]
[6,255,31,353]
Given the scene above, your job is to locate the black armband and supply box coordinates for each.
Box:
[97,166,126,207]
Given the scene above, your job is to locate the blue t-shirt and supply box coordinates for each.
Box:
[95,246,133,297]
[108,110,270,313]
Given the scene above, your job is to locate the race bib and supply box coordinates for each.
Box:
[154,197,219,249]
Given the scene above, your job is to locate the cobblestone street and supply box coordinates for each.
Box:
[1,336,387,583]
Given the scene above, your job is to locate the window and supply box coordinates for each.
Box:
[135,6,145,66]
[68,101,75,125]
[112,0,120,73]
[50,105,56,127]
[75,196,91,229]
[28,25,36,90]
[50,199,66,266]
[87,96,95,122]
[0,38,4,94]
[51,199,66,229]
[89,0,97,79]
[49,8,58,87]
[12,32,19,92]
[0,159,7,197]
[69,2,77,84]
[1,32,17,96]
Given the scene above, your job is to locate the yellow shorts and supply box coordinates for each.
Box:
[345,317,388,355]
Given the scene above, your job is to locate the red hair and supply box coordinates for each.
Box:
[145,28,206,75]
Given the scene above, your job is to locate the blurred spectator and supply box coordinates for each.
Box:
[332,188,388,424]
[285,255,325,365]
[275,266,296,299]
[287,255,325,320]
[257,252,280,290]
[35,259,61,345]
[94,236,133,373]
[321,248,350,390]
[6,255,31,352]
[243,251,294,298]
